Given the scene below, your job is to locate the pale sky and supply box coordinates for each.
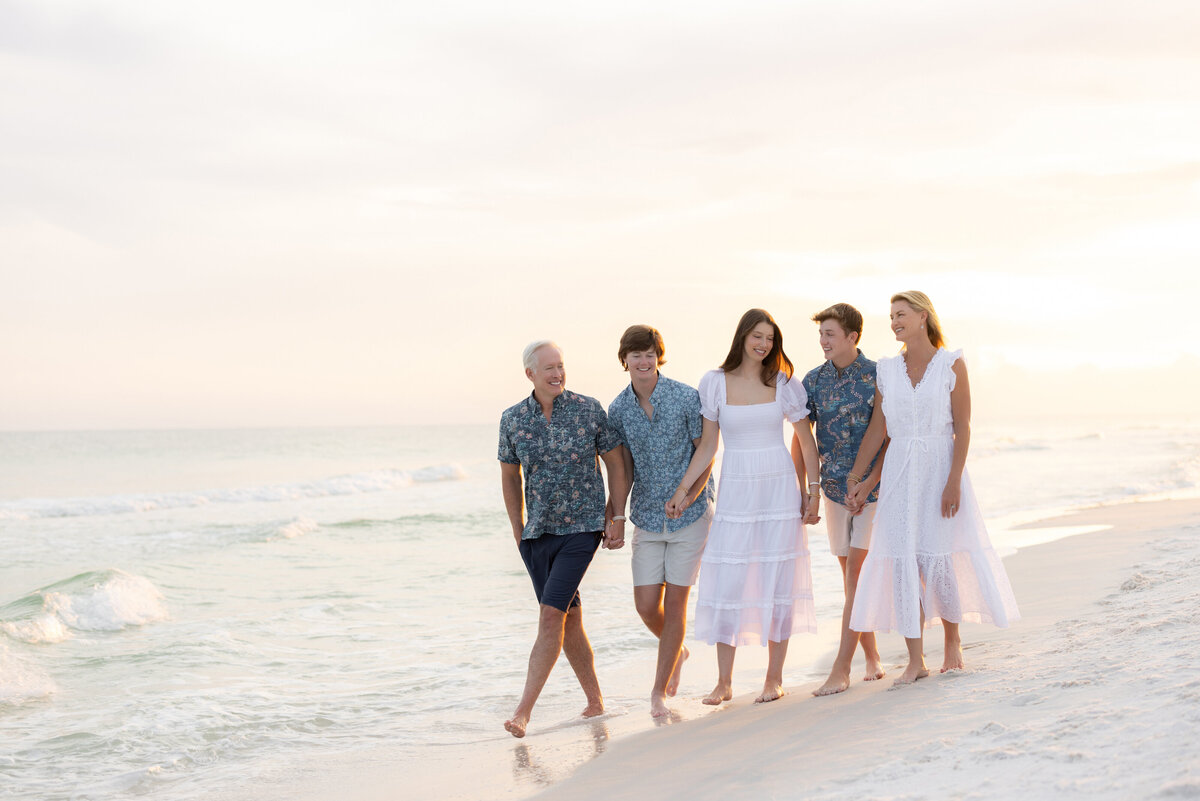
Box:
[4,0,1199,429]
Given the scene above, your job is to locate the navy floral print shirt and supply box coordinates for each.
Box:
[608,374,714,533]
[498,390,622,540]
[802,350,881,505]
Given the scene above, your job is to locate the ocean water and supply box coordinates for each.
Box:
[1,417,1198,800]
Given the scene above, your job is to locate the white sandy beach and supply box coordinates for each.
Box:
[523,499,1200,801]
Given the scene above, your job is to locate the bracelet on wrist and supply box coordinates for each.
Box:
[610,515,626,522]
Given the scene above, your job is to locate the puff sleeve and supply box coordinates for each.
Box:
[698,370,722,422]
[778,374,809,423]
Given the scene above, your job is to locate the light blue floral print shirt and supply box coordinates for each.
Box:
[608,374,714,533]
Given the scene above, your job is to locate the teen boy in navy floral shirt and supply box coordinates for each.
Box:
[793,304,888,697]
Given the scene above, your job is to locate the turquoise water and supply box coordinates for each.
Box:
[1,418,1197,799]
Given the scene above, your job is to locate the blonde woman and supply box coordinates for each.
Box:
[846,291,1019,686]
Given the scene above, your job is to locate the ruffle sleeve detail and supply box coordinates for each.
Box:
[946,349,965,392]
[876,355,892,394]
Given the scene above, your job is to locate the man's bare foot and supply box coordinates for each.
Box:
[941,640,964,673]
[755,682,786,703]
[702,682,733,705]
[504,714,529,738]
[581,699,604,718]
[813,666,851,697]
[890,664,930,688]
[864,657,887,681]
[666,646,689,697]
[650,692,669,718]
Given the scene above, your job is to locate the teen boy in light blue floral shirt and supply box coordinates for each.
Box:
[607,325,714,718]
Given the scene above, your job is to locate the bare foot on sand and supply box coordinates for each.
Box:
[650,692,669,718]
[890,664,930,688]
[813,666,850,697]
[941,644,965,673]
[504,714,529,738]
[666,646,689,697]
[581,699,605,718]
[755,683,786,703]
[864,658,887,681]
[702,682,733,705]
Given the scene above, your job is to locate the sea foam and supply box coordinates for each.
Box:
[0,463,469,521]
[274,516,319,540]
[0,642,56,705]
[0,613,71,644]
[1,569,168,642]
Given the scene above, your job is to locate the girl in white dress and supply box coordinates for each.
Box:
[667,309,821,704]
[845,291,1019,686]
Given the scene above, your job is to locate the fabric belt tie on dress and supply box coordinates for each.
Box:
[877,434,949,507]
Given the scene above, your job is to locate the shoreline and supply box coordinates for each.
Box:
[221,498,1200,801]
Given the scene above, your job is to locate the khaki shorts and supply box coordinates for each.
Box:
[822,492,876,557]
[630,507,712,587]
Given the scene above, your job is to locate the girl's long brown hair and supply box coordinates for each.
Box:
[719,308,794,386]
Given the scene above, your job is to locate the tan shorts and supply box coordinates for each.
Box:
[630,507,712,587]
[822,492,876,557]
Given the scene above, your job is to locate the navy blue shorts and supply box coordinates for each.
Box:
[519,531,603,612]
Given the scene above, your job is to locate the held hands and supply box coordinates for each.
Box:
[802,483,821,525]
[664,488,689,520]
[604,496,626,549]
[941,482,961,519]
[845,481,872,514]
[603,517,626,549]
[802,495,821,525]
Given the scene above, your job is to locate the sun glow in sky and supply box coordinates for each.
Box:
[3,0,1199,429]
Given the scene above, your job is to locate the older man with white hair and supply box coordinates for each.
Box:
[498,340,628,739]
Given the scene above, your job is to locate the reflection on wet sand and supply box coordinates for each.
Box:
[512,719,611,788]
[653,709,684,727]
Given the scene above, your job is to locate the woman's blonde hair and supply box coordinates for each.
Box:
[890,291,945,348]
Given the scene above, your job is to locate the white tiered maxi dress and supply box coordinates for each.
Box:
[693,370,816,647]
[850,348,1020,639]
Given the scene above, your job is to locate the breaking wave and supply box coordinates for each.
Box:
[1,569,168,644]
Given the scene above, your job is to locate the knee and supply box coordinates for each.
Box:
[634,597,660,621]
[633,587,663,620]
[538,605,567,631]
